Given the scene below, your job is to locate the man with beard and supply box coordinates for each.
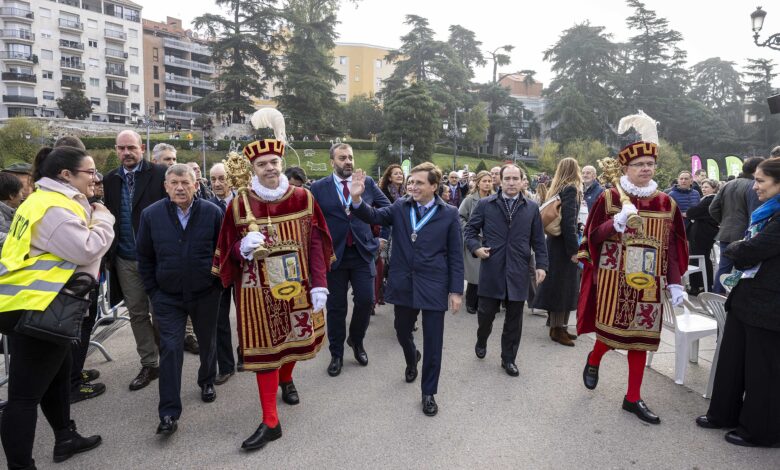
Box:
[310,143,390,376]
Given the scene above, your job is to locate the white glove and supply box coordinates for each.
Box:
[311,287,329,312]
[239,231,265,260]
[668,284,685,307]
[613,203,638,233]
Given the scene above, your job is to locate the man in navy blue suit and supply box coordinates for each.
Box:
[310,144,391,377]
[350,163,464,417]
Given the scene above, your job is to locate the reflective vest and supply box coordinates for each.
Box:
[0,189,87,312]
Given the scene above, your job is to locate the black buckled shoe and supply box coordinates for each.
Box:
[405,350,422,383]
[695,415,724,429]
[241,422,282,451]
[501,361,519,377]
[475,342,487,359]
[156,416,178,436]
[280,381,299,405]
[583,353,599,390]
[622,398,661,424]
[201,384,216,403]
[346,337,369,366]
[53,420,102,463]
[422,395,438,417]
[327,356,343,377]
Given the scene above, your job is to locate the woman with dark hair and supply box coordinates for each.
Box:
[697,157,780,448]
[0,146,115,468]
[0,172,24,251]
[686,179,719,293]
[379,164,405,202]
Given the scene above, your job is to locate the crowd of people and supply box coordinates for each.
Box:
[0,119,779,468]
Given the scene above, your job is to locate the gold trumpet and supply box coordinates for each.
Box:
[598,157,643,231]
[224,151,272,259]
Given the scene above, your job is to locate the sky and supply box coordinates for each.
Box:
[141,0,780,87]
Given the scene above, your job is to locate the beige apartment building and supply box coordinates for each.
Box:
[333,42,395,102]
[0,0,144,122]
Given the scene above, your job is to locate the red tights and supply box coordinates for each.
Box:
[588,339,646,403]
[255,362,296,427]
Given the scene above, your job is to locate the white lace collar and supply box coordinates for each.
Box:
[251,174,290,201]
[620,175,658,198]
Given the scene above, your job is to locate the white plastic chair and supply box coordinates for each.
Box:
[697,293,728,399]
[686,254,709,293]
[646,293,718,385]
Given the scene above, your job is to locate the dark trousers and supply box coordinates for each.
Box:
[326,246,375,357]
[152,289,219,419]
[70,287,99,389]
[706,314,780,446]
[465,283,479,311]
[713,241,733,294]
[477,297,525,363]
[394,306,445,396]
[215,286,235,375]
[1,330,72,470]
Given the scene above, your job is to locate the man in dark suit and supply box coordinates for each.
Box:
[104,130,168,391]
[350,163,464,417]
[445,171,469,208]
[310,143,390,376]
[136,164,223,436]
[464,164,549,377]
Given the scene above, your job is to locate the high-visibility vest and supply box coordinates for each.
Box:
[0,189,87,312]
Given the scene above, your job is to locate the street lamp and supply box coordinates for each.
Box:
[443,115,468,170]
[132,109,165,160]
[751,6,780,50]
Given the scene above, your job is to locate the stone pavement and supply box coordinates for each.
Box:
[3,303,777,469]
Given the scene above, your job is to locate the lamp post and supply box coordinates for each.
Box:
[388,140,413,165]
[751,6,780,50]
[443,116,468,171]
[132,108,165,160]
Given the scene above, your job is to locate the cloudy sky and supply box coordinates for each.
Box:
[142,0,779,87]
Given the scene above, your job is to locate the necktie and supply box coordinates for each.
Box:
[125,171,135,202]
[219,199,227,211]
[419,205,428,217]
[341,180,353,247]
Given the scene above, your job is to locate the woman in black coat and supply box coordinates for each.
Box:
[686,179,719,293]
[533,158,582,346]
[697,157,780,448]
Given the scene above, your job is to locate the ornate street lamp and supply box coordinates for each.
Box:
[751,6,780,50]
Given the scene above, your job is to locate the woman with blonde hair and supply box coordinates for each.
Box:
[535,182,549,204]
[533,157,583,346]
[459,171,494,314]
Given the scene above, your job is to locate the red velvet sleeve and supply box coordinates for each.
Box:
[665,206,689,285]
[308,228,328,288]
[213,199,242,289]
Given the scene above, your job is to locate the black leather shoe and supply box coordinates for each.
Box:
[583,353,599,390]
[156,416,178,436]
[129,366,159,391]
[53,420,102,463]
[695,415,724,429]
[241,422,282,451]
[201,384,216,403]
[622,398,660,424]
[184,335,200,355]
[724,430,780,448]
[214,371,234,386]
[501,361,520,377]
[475,342,486,359]
[422,394,438,417]
[346,337,369,366]
[327,356,343,377]
[280,381,299,405]
[466,306,477,314]
[405,350,421,383]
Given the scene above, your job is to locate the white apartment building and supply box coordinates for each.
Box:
[0,0,144,122]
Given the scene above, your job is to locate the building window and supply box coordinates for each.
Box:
[89,78,99,86]
[89,58,99,68]
[153,48,159,62]
[39,7,51,18]
[339,56,347,65]
[43,91,55,100]
[88,39,98,48]
[40,31,52,39]
[129,66,139,75]
[153,83,159,98]
[130,103,140,111]
[40,50,53,60]
[338,94,347,103]
[90,97,100,106]
[87,19,97,29]
[354,74,360,82]
[131,84,139,93]
[42,70,53,79]
[375,59,382,69]
[129,47,138,57]
[128,29,138,39]
[153,65,158,79]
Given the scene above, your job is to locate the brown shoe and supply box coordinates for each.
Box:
[550,327,575,347]
[565,328,578,340]
[129,366,160,391]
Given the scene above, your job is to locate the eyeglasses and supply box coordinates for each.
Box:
[73,168,98,177]
[627,162,657,168]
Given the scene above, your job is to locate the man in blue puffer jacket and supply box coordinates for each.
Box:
[668,170,700,229]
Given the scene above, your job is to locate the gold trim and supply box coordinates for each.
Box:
[595,335,659,352]
[597,322,661,338]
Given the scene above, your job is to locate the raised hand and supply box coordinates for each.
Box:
[351,169,366,203]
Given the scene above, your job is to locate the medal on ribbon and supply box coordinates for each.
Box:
[409,204,438,243]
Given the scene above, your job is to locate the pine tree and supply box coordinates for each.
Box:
[376,83,439,168]
[56,88,92,120]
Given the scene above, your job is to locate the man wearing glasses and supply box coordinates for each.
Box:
[104,130,168,391]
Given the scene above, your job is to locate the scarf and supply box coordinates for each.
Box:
[388,183,403,202]
[724,194,780,287]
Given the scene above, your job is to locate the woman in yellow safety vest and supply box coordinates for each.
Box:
[0,145,115,469]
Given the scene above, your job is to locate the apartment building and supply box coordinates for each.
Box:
[333,43,395,102]
[498,72,549,152]
[142,16,214,125]
[0,0,144,122]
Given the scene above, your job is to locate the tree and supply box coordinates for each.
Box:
[447,25,485,80]
[194,0,280,121]
[743,58,780,149]
[102,150,119,174]
[375,83,439,168]
[485,45,513,83]
[463,103,489,153]
[0,118,45,167]
[480,45,515,154]
[342,94,384,139]
[56,88,92,120]
[474,159,487,173]
[531,140,561,174]
[561,139,611,168]
[275,0,343,135]
[690,58,743,112]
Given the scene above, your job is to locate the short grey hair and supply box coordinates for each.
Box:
[209,162,225,175]
[152,143,177,161]
[165,163,196,181]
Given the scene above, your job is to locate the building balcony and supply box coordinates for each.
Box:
[107,106,129,116]
[106,86,129,97]
[105,66,128,78]
[165,91,199,103]
[190,78,215,90]
[105,48,128,59]
[58,18,83,32]
[59,39,84,52]
[0,29,35,43]
[164,56,215,73]
[163,37,211,56]
[1,72,36,83]
[0,7,34,22]
[2,95,38,105]
[60,60,85,71]
[0,51,36,64]
[61,79,85,90]
[104,28,126,42]
[163,108,200,120]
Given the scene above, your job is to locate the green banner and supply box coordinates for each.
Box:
[401,159,411,176]
[724,155,742,177]
[706,159,721,180]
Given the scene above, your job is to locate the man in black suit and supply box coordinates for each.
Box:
[445,171,469,208]
[104,130,168,391]
[310,143,390,377]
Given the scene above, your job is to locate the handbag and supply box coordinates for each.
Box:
[539,194,562,236]
[14,272,97,345]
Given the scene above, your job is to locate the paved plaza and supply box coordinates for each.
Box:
[5,303,777,469]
